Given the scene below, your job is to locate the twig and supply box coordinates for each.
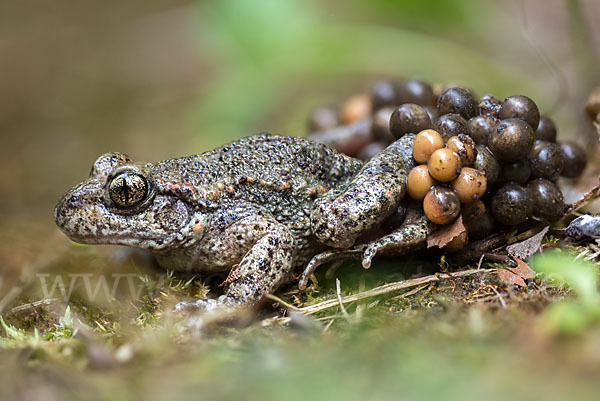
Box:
[566,182,600,214]
[298,268,496,315]
[450,234,507,264]
[483,253,516,266]
[506,226,545,245]
[322,318,335,333]
[354,276,367,320]
[8,298,57,314]
[472,284,507,308]
[265,293,300,311]
[488,285,507,309]
[387,284,429,303]
[476,254,485,270]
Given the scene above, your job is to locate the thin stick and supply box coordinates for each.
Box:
[387,284,429,302]
[488,285,507,309]
[477,254,485,270]
[335,278,351,321]
[299,268,496,315]
[265,293,300,311]
[8,298,57,314]
[483,253,516,266]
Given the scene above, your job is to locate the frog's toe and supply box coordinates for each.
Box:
[299,246,366,290]
[362,243,381,269]
[361,212,434,269]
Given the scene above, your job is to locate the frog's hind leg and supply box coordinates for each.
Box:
[361,205,434,269]
[299,205,434,290]
[311,134,415,249]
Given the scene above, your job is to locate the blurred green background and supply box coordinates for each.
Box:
[1,1,600,400]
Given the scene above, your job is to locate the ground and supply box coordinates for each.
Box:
[1,219,600,401]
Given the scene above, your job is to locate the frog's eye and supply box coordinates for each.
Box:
[108,171,150,208]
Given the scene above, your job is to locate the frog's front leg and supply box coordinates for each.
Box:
[311,134,415,248]
[176,213,295,311]
[223,216,295,305]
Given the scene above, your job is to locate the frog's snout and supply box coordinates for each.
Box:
[55,194,80,230]
[54,180,106,240]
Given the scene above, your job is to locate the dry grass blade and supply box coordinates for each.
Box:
[299,268,496,315]
[335,278,351,320]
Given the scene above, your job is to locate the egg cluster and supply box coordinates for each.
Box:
[407,129,485,226]
[308,80,588,250]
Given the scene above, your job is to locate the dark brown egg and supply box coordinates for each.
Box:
[559,141,587,178]
[526,178,567,224]
[424,106,439,121]
[462,199,486,223]
[478,94,502,118]
[498,159,531,184]
[371,106,395,142]
[491,183,533,226]
[389,103,432,139]
[370,80,398,111]
[437,87,478,120]
[473,145,500,185]
[462,200,494,240]
[467,115,498,145]
[488,118,534,162]
[465,211,494,240]
[528,141,564,181]
[433,113,469,140]
[499,95,540,130]
[534,115,557,142]
[397,80,437,106]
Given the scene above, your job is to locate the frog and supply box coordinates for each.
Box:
[54,133,434,310]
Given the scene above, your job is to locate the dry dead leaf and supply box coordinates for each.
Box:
[506,226,549,260]
[497,268,527,287]
[427,216,466,249]
[497,257,535,287]
[506,258,536,280]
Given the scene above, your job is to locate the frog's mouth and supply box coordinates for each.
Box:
[54,182,202,251]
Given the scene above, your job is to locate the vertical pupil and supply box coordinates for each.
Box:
[121,176,131,203]
[111,173,146,206]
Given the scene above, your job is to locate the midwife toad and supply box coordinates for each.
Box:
[55,133,433,309]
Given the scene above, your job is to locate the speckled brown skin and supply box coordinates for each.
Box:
[311,134,416,248]
[55,133,429,310]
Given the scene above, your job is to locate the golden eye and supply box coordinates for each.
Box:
[108,171,149,208]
